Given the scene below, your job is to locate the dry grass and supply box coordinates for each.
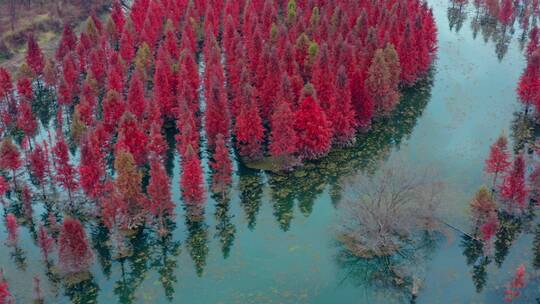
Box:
[0,0,111,71]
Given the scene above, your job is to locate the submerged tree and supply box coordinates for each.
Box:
[485,134,511,190]
[4,214,18,246]
[338,163,443,258]
[148,157,174,235]
[58,218,94,276]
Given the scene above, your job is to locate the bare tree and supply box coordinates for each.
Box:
[337,162,444,258]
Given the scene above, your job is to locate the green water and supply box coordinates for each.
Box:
[1,0,539,303]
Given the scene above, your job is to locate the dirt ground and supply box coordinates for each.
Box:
[0,0,111,72]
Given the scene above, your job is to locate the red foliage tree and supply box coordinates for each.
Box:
[205,73,230,147]
[181,145,205,205]
[330,66,357,145]
[0,278,13,304]
[234,85,264,160]
[111,0,125,34]
[59,53,79,105]
[127,71,146,120]
[499,154,528,213]
[210,134,232,194]
[498,0,514,25]
[0,68,13,100]
[0,139,21,186]
[517,53,540,113]
[79,131,105,199]
[28,143,48,194]
[56,24,77,61]
[294,90,332,160]
[26,34,45,76]
[58,218,94,275]
[117,113,148,166]
[102,90,126,133]
[5,214,18,246]
[153,55,174,118]
[269,98,298,159]
[16,78,32,101]
[485,135,511,188]
[16,101,38,138]
[148,158,174,234]
[53,135,78,202]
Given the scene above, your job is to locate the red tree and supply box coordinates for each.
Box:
[0,139,21,186]
[127,71,146,120]
[56,24,77,61]
[26,34,45,76]
[269,98,298,159]
[58,218,94,275]
[330,66,357,145]
[79,131,105,199]
[485,135,511,188]
[294,90,332,160]
[53,135,78,203]
[181,145,205,205]
[234,85,264,160]
[117,113,148,166]
[0,278,13,304]
[148,158,174,235]
[16,101,37,138]
[102,90,126,133]
[205,73,230,148]
[499,154,528,213]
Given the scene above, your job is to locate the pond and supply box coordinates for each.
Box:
[1,0,539,303]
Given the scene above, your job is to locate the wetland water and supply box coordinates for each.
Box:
[1,0,538,303]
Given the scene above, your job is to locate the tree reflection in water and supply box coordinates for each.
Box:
[0,70,434,302]
[447,0,538,61]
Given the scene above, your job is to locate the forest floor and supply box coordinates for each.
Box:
[0,0,111,72]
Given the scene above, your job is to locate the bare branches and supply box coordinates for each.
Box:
[338,162,444,258]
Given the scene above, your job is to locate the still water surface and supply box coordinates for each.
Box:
[1,0,538,303]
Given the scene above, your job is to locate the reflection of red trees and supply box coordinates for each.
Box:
[0,2,438,288]
[0,278,13,304]
[5,214,18,246]
[504,264,526,302]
